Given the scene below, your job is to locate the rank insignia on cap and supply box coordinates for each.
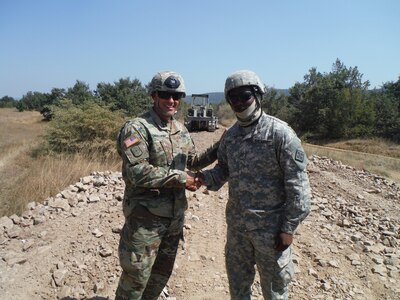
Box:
[124,135,140,148]
[295,149,305,162]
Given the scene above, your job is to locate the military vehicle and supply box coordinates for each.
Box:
[184,94,219,132]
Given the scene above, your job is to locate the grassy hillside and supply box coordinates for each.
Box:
[304,142,400,183]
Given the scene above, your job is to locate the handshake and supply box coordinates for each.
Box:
[185,171,206,191]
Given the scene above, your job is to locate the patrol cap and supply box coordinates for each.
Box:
[224,70,266,97]
[148,71,186,97]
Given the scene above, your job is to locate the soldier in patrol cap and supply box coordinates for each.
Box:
[197,70,311,299]
[115,71,219,300]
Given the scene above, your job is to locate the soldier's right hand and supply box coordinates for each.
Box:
[185,171,201,191]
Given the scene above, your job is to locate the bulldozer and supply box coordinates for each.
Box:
[184,94,219,132]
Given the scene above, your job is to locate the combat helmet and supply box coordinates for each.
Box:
[224,70,265,98]
[149,71,186,97]
[224,70,265,127]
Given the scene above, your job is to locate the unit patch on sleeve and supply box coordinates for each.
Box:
[124,134,141,149]
[295,149,305,163]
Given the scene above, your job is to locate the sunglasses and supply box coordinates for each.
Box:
[227,90,254,104]
[157,91,183,100]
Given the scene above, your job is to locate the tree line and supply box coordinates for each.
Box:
[259,59,400,142]
[1,59,399,147]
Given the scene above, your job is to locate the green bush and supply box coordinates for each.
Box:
[44,100,126,157]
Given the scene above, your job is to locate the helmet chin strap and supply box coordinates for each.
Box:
[235,97,262,127]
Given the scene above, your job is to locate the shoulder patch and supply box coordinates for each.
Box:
[295,149,305,163]
[124,134,141,149]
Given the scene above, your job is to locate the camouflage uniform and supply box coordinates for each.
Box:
[115,107,218,300]
[202,112,311,300]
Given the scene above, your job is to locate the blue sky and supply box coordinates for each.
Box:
[1,0,399,99]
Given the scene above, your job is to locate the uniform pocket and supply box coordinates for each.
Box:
[149,140,169,166]
[276,247,294,286]
[277,247,292,268]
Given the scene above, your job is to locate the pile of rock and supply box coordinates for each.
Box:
[0,155,399,299]
[290,155,400,299]
[0,171,125,299]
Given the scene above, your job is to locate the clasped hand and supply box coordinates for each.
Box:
[185,171,205,191]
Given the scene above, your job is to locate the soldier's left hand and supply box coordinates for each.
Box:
[274,232,293,251]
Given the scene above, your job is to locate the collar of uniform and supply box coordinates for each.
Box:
[149,108,181,134]
[236,118,258,140]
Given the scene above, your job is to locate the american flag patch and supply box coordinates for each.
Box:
[124,135,140,148]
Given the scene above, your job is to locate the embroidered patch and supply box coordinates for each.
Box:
[295,149,305,162]
[124,135,140,149]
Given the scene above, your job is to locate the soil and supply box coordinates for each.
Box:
[0,128,399,300]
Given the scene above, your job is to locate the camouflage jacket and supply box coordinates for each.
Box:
[117,108,218,219]
[202,112,311,234]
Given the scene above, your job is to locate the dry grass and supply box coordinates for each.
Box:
[0,108,45,167]
[304,143,400,184]
[0,108,120,217]
[323,138,400,159]
[1,153,121,216]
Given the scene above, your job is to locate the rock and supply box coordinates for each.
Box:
[6,226,22,238]
[3,252,27,266]
[372,265,387,276]
[9,214,21,225]
[26,201,37,210]
[88,195,100,203]
[52,268,68,287]
[48,198,70,211]
[99,246,112,257]
[22,239,35,251]
[0,216,14,230]
[57,286,71,299]
[61,190,75,200]
[91,228,103,238]
[94,281,105,292]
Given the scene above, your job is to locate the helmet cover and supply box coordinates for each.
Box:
[149,71,186,97]
[224,70,265,98]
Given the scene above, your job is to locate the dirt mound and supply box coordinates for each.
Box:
[0,129,399,300]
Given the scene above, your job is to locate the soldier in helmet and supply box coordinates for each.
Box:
[115,71,219,300]
[197,70,311,299]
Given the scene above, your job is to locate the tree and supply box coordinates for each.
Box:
[39,88,67,120]
[372,77,400,141]
[261,86,291,122]
[65,80,96,105]
[0,96,17,108]
[287,59,373,140]
[16,91,48,111]
[96,77,150,116]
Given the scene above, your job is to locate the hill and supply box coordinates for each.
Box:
[0,129,399,299]
[184,89,290,105]
[184,92,225,105]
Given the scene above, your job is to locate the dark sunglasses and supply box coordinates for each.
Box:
[227,90,253,103]
[157,91,183,100]
[227,90,254,104]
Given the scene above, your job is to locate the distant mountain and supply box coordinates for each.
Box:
[184,89,289,105]
[276,89,290,96]
[184,92,224,105]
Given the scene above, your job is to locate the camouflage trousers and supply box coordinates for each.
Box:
[115,204,184,300]
[225,227,294,300]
